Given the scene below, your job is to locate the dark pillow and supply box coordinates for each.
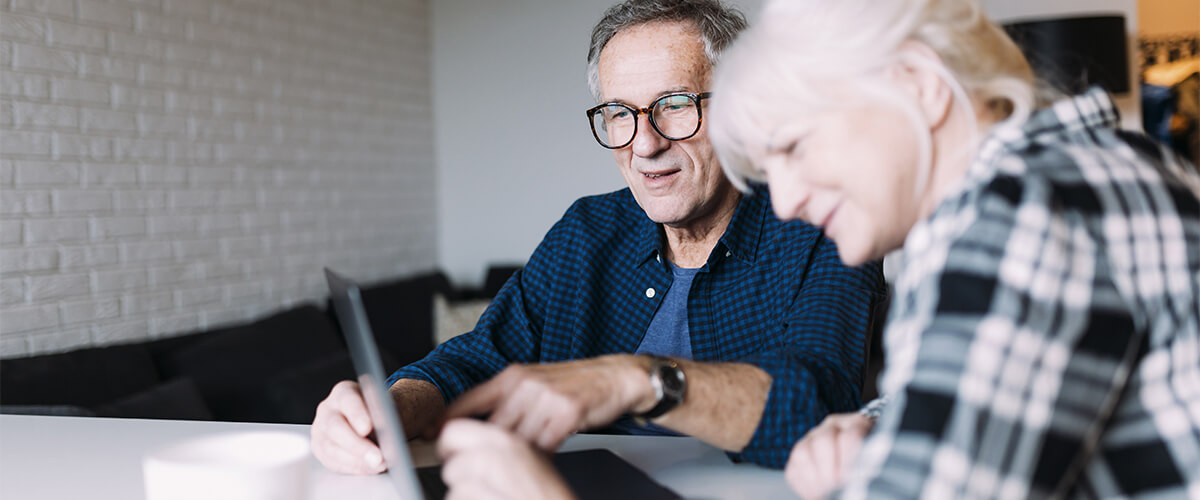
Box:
[344,272,448,371]
[143,330,211,370]
[155,304,344,422]
[93,378,213,421]
[0,405,96,416]
[482,265,522,297]
[261,351,359,424]
[0,344,160,407]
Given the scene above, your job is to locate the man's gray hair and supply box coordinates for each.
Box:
[586,0,748,102]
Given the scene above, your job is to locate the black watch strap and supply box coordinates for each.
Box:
[634,356,686,423]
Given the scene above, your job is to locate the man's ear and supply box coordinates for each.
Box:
[887,41,954,130]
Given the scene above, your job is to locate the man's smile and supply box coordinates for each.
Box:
[641,168,681,179]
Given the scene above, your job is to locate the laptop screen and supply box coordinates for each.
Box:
[325,268,682,500]
[325,268,426,500]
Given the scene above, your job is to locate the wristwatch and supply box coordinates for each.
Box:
[633,356,687,425]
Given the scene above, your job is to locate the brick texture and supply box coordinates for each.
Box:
[1,0,436,358]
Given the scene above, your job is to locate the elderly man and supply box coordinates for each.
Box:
[311,0,884,476]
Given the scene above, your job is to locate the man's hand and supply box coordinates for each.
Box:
[311,381,387,475]
[438,419,577,500]
[785,412,875,500]
[442,355,654,450]
[311,378,445,474]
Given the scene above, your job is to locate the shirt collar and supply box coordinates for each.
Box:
[634,205,662,265]
[718,185,768,264]
[1024,85,1120,137]
[634,185,768,266]
[974,86,1120,172]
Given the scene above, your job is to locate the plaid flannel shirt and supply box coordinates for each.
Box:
[390,186,884,467]
[841,89,1200,498]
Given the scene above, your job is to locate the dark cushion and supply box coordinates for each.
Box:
[93,377,213,421]
[155,304,344,422]
[482,265,522,297]
[261,351,359,424]
[0,405,96,416]
[143,330,211,371]
[0,344,160,407]
[339,272,449,372]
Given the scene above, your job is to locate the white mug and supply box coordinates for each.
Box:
[143,431,311,500]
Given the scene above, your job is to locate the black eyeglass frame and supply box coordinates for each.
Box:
[585,92,712,150]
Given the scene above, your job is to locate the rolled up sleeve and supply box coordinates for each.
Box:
[733,235,882,467]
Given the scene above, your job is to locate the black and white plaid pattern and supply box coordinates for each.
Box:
[840,88,1200,499]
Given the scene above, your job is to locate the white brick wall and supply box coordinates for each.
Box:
[0,0,436,358]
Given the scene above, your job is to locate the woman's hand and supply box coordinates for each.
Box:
[437,419,577,500]
[786,412,875,500]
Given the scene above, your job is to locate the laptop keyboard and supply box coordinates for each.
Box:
[415,465,449,500]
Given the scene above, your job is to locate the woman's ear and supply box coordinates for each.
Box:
[887,41,954,130]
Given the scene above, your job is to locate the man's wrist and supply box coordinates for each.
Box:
[389,378,445,438]
[631,356,687,423]
[616,354,659,414]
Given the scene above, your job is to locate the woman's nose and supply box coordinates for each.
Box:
[768,173,811,222]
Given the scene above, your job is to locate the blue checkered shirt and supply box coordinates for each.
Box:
[389,186,885,467]
[841,89,1200,498]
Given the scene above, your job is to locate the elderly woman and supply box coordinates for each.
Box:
[708,0,1200,498]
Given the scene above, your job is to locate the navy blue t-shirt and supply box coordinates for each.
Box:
[635,261,699,358]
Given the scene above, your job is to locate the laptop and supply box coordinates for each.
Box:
[324,269,682,500]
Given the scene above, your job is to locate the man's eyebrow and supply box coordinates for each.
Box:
[599,87,696,107]
[598,97,633,106]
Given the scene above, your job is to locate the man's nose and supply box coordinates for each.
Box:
[630,113,670,157]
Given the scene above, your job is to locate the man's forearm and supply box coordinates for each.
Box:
[388,378,446,439]
[627,357,772,451]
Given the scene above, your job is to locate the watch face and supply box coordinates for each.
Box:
[658,360,686,401]
[637,357,688,422]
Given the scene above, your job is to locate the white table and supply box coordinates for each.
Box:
[0,415,792,499]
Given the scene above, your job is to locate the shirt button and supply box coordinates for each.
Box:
[725,251,731,257]
[645,288,656,298]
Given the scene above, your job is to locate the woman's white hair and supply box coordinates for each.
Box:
[709,0,1039,195]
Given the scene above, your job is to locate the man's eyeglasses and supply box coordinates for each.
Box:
[586,92,711,149]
